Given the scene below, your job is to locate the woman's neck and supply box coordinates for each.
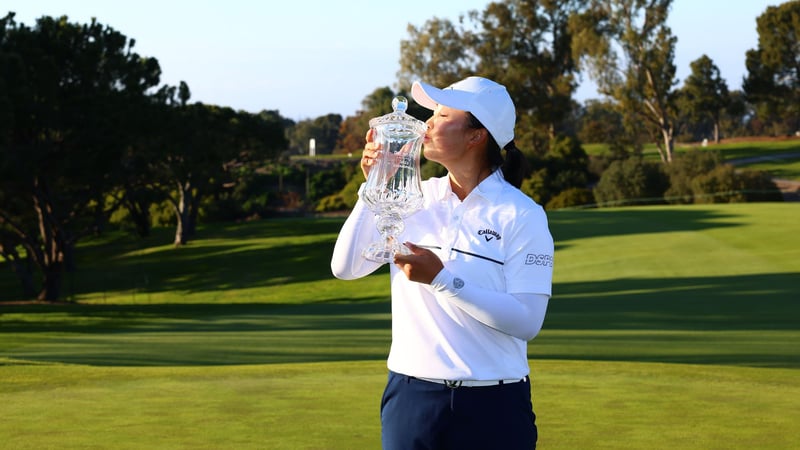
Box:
[448,166,492,201]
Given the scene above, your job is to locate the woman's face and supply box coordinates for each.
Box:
[422,105,475,166]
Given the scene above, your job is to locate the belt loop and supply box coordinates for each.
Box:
[445,380,462,389]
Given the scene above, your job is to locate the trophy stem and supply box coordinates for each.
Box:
[362,211,408,263]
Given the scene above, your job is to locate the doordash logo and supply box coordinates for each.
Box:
[525,254,553,267]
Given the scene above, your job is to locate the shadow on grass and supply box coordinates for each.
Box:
[0,208,754,301]
[0,218,350,302]
[71,240,341,297]
[72,208,749,297]
[548,272,799,331]
[0,300,390,333]
[2,272,798,368]
[0,299,393,367]
[1,209,796,367]
[535,271,800,368]
[548,206,742,248]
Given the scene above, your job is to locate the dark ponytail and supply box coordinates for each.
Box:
[500,142,530,189]
[467,113,530,189]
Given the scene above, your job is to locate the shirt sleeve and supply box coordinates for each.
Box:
[503,205,554,296]
[431,268,549,341]
[330,191,385,280]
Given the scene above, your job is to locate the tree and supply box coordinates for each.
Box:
[577,99,625,143]
[571,0,679,162]
[680,55,729,143]
[719,90,752,138]
[399,0,584,153]
[111,82,191,239]
[148,98,286,246]
[471,0,584,146]
[0,13,161,301]
[397,17,475,90]
[335,86,422,155]
[286,113,342,156]
[743,1,800,135]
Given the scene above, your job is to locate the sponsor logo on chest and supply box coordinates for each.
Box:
[477,228,501,242]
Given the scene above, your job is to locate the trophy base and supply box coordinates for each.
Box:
[362,239,410,263]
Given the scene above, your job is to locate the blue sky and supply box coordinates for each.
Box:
[7,0,784,120]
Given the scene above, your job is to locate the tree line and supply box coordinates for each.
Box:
[2,0,797,301]
[0,14,286,300]
[291,0,798,160]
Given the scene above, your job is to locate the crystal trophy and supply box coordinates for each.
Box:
[361,96,426,263]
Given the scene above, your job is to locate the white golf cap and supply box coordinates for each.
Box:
[411,76,516,148]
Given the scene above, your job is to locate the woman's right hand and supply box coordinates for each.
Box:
[361,128,381,179]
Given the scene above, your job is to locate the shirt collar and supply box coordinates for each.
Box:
[474,169,506,203]
[434,169,506,203]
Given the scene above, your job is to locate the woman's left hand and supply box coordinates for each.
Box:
[394,242,444,284]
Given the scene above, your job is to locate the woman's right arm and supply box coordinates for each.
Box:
[330,129,384,280]
[330,195,383,279]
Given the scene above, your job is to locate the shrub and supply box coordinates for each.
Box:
[308,162,358,202]
[587,154,617,181]
[520,169,549,204]
[521,137,592,206]
[691,164,742,203]
[691,166,783,203]
[736,169,783,202]
[659,150,782,204]
[593,157,669,207]
[545,187,595,210]
[664,150,723,204]
[316,170,364,212]
[315,195,349,212]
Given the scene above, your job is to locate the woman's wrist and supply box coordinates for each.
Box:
[431,268,465,296]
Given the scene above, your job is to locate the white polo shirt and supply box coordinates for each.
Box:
[387,170,554,380]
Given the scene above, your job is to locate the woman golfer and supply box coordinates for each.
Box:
[331,76,554,449]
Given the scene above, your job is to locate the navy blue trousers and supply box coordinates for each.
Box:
[380,371,537,450]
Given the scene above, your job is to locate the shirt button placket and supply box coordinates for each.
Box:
[448,203,464,257]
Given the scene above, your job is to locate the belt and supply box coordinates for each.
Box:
[412,375,528,388]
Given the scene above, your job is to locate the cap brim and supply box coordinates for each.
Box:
[411,81,439,111]
[412,80,478,113]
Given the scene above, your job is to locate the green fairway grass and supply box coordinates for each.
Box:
[583,138,800,176]
[695,138,800,161]
[579,137,800,156]
[743,156,800,181]
[1,360,797,449]
[1,203,799,448]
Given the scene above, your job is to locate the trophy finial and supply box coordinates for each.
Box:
[392,96,408,113]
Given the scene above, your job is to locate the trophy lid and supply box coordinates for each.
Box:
[368,96,427,135]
